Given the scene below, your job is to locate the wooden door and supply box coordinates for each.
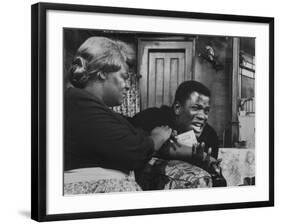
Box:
[138,40,194,110]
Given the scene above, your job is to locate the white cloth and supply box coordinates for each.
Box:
[64,167,135,184]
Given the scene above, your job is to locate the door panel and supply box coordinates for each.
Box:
[138,40,194,110]
[148,52,185,107]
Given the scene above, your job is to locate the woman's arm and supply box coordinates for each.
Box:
[78,106,171,170]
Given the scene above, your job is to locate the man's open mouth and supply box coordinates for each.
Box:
[192,122,203,127]
[191,122,205,133]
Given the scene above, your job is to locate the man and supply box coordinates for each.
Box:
[131,80,219,159]
[131,80,225,189]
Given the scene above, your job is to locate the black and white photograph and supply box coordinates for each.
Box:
[30,2,274,221]
[2,0,281,223]
[63,29,256,194]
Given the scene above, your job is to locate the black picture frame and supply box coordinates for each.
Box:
[31,2,274,222]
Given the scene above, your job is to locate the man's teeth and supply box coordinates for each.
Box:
[193,123,202,127]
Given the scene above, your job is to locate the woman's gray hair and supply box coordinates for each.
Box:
[69,36,134,88]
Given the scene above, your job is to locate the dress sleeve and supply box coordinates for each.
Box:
[81,105,155,170]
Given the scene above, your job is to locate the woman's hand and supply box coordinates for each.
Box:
[150,126,172,151]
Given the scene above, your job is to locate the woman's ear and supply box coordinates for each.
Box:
[173,102,182,115]
[97,71,107,80]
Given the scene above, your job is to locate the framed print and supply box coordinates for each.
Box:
[31,2,274,222]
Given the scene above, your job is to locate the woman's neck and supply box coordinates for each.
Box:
[84,83,104,103]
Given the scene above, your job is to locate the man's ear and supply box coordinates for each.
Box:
[173,101,182,115]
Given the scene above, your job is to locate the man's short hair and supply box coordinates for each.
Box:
[174,80,211,105]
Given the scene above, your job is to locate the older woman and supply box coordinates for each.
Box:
[64,37,171,194]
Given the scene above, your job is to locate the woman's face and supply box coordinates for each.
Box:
[103,65,129,107]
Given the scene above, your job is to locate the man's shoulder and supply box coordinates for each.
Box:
[200,123,219,144]
[131,105,174,131]
[200,123,219,158]
[204,123,217,136]
[134,105,172,118]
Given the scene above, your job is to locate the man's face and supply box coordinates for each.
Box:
[103,65,129,107]
[175,91,210,137]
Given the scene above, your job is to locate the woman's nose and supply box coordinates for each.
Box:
[124,80,130,90]
[124,86,130,91]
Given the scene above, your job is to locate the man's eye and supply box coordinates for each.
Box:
[123,73,129,79]
[204,108,210,114]
[191,106,200,110]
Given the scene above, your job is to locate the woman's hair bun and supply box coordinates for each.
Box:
[68,56,89,88]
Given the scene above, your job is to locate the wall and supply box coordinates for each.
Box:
[194,36,233,143]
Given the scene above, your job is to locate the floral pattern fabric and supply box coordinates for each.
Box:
[112,73,140,117]
[136,158,212,190]
[64,177,142,195]
[163,160,213,189]
[64,159,212,195]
